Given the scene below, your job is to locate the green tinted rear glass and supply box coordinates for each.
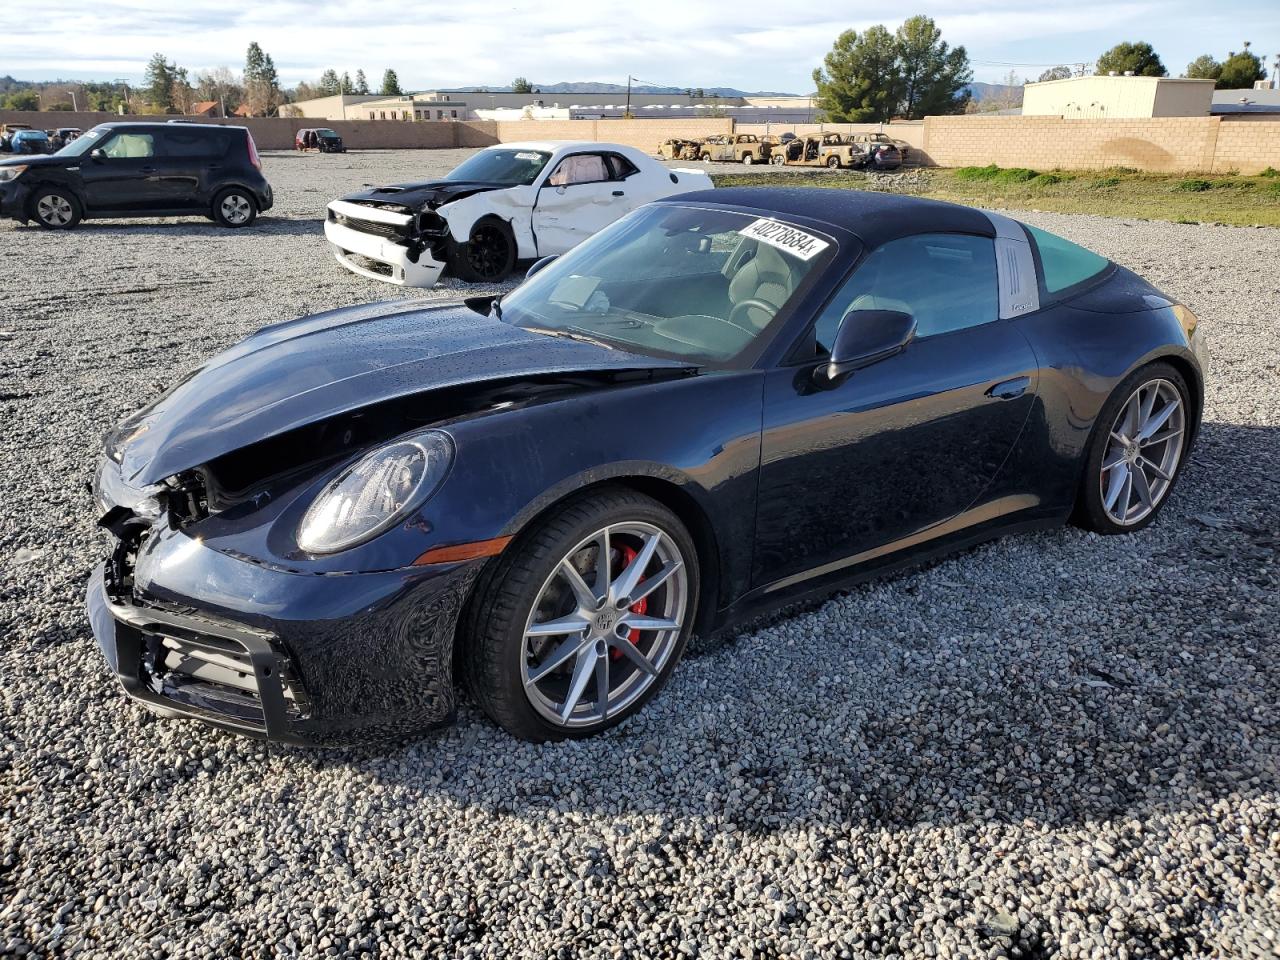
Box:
[1025,225,1109,293]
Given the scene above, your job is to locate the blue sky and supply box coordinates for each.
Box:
[4,1,1278,92]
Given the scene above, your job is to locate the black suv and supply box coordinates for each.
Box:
[0,122,273,230]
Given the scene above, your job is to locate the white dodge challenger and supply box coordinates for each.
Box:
[323,141,714,286]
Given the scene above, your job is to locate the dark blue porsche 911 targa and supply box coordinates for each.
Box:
[87,187,1207,744]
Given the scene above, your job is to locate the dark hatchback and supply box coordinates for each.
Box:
[0,122,273,230]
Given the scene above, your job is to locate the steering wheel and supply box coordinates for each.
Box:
[728,297,779,331]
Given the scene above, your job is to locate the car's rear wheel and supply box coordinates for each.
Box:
[742,153,754,165]
[212,188,257,228]
[826,155,841,168]
[449,220,516,282]
[461,488,698,741]
[699,153,711,162]
[31,187,82,229]
[1076,361,1191,534]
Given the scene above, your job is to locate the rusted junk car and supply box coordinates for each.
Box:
[698,133,772,164]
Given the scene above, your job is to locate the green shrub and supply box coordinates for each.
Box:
[1030,173,1065,187]
[1259,166,1279,178]
[1091,176,1121,188]
[1173,178,1213,192]
[992,167,1038,184]
[1265,181,1280,198]
[953,164,1001,181]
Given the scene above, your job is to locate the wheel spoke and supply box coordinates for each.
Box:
[591,528,611,600]
[1137,398,1179,442]
[611,531,662,604]
[1141,426,1183,449]
[594,650,610,721]
[1121,394,1141,440]
[558,650,595,722]
[1145,459,1173,482]
[1103,463,1129,511]
[620,614,682,633]
[558,560,597,611]
[1103,448,1127,471]
[629,559,683,605]
[1131,465,1155,509]
[526,634,588,684]
[609,635,660,677]
[1138,384,1157,424]
[525,614,590,638]
[1118,469,1134,520]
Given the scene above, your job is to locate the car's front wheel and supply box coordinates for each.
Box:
[462,488,698,741]
[448,220,516,282]
[1076,361,1192,534]
[31,187,82,229]
[212,187,258,228]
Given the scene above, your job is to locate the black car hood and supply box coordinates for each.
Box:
[0,154,63,169]
[116,300,686,485]
[340,179,508,210]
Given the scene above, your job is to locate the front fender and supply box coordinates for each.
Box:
[439,185,537,259]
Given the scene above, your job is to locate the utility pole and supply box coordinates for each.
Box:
[65,90,78,111]
[625,75,632,118]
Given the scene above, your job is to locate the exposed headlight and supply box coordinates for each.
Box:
[297,430,453,554]
[0,165,29,183]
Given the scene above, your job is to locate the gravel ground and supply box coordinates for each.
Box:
[1,149,1277,959]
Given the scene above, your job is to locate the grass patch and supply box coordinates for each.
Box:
[1260,166,1279,178]
[712,164,1280,228]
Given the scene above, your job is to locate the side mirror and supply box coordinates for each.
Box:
[90,148,106,161]
[526,255,558,280]
[822,310,916,383]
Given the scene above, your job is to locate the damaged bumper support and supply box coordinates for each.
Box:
[87,514,483,746]
[324,200,445,288]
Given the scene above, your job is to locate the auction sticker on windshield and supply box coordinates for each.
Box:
[739,218,830,261]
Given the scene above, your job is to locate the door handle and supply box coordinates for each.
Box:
[612,190,624,196]
[985,376,1030,400]
[140,166,157,174]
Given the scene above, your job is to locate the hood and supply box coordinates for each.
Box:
[339,179,507,211]
[115,300,686,485]
[0,154,62,169]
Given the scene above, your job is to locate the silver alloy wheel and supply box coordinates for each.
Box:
[521,522,688,728]
[1100,378,1186,526]
[220,194,252,224]
[36,194,74,226]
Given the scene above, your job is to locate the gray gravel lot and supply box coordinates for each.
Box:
[1,149,1277,959]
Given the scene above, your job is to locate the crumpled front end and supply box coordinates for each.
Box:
[324,199,448,287]
[86,456,482,746]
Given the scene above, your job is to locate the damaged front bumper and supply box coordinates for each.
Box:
[324,201,445,288]
[0,179,31,221]
[87,464,484,746]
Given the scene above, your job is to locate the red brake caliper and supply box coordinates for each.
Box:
[612,541,647,659]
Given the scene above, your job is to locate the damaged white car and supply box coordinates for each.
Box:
[323,141,714,285]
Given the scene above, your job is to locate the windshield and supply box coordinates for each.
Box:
[499,204,835,365]
[317,129,339,138]
[446,148,551,185]
[56,128,105,157]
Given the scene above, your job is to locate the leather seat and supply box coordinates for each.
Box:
[728,243,796,331]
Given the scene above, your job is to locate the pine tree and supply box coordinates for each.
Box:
[381,69,403,96]
[354,69,370,95]
[895,15,972,119]
[812,26,903,122]
[318,69,340,97]
[144,52,175,113]
[340,72,354,95]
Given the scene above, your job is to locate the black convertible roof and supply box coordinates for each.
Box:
[660,186,996,248]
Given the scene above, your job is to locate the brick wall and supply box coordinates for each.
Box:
[0,111,499,151]
[494,117,733,154]
[921,115,1280,175]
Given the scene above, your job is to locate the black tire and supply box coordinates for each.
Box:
[30,186,82,230]
[826,155,841,168]
[211,187,258,228]
[1073,361,1193,535]
[448,219,516,282]
[460,487,700,741]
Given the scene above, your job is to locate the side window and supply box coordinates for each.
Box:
[546,154,610,186]
[1023,224,1109,294]
[162,130,224,158]
[102,133,156,159]
[605,153,639,180]
[812,233,999,353]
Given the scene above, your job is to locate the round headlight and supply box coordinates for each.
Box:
[297,430,453,554]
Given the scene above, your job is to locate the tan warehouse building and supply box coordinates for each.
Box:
[1021,75,1217,118]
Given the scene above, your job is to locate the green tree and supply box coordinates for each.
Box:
[244,42,282,115]
[812,25,903,122]
[1095,41,1167,77]
[1218,44,1266,88]
[1185,54,1222,81]
[317,69,340,97]
[340,71,353,95]
[3,90,39,111]
[895,15,972,119]
[144,52,176,112]
[354,69,370,95]
[381,69,402,95]
[511,76,533,93]
[1037,65,1073,82]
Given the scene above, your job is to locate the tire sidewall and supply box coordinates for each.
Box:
[1077,361,1192,534]
[212,187,257,228]
[448,218,515,282]
[30,187,82,229]
[474,491,700,741]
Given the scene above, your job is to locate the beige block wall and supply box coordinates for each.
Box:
[1211,117,1280,173]
[494,117,733,154]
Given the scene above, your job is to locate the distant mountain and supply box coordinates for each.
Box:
[966,81,1024,104]
[439,81,803,98]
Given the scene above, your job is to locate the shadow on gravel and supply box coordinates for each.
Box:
[5,217,323,238]
[266,420,1278,839]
